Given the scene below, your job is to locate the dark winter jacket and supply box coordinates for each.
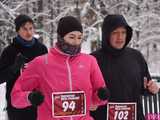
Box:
[90,15,151,120]
[0,37,48,120]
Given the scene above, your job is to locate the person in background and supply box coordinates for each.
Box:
[0,14,48,120]
[90,14,159,120]
[10,16,109,120]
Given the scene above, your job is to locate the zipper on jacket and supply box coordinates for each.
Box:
[66,57,73,91]
[66,57,73,120]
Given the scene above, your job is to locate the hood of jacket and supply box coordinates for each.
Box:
[101,14,133,55]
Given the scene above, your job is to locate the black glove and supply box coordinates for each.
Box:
[28,91,44,107]
[10,53,28,73]
[97,87,110,100]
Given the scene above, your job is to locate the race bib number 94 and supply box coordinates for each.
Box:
[52,91,86,118]
[107,102,136,120]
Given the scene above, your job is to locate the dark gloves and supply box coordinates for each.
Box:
[97,87,110,100]
[10,53,28,73]
[28,91,44,107]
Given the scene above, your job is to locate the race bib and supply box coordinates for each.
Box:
[52,91,86,118]
[107,102,136,120]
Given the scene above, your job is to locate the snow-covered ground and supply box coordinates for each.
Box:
[0,83,8,120]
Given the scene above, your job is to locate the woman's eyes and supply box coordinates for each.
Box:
[69,37,82,40]
[69,37,74,39]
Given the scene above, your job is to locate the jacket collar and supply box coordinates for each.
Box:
[50,45,80,58]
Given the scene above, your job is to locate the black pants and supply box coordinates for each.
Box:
[7,106,37,120]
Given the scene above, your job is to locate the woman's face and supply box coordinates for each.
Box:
[63,31,83,46]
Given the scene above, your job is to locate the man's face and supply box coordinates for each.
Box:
[109,26,127,49]
[18,22,35,41]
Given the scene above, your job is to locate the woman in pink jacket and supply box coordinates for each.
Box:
[11,16,109,120]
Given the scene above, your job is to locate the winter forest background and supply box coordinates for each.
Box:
[0,0,160,119]
[0,0,160,74]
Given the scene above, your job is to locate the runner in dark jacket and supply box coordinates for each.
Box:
[90,14,159,120]
[0,14,48,120]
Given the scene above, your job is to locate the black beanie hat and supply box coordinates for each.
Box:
[57,16,83,38]
[14,14,34,32]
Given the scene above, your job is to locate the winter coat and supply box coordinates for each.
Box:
[11,47,107,120]
[0,37,48,120]
[90,15,150,120]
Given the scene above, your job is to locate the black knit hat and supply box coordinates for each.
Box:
[14,14,34,32]
[57,16,83,38]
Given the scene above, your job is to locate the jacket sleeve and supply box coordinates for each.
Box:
[138,51,152,94]
[11,58,42,108]
[142,58,151,80]
[0,47,16,84]
[90,56,107,106]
